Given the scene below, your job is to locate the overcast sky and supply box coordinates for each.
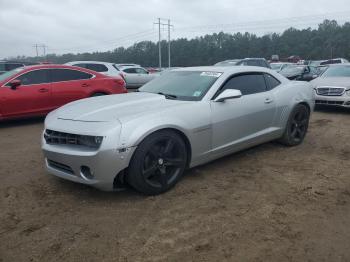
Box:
[0,0,349,58]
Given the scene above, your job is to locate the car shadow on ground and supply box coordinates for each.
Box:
[315,105,350,115]
[0,117,45,128]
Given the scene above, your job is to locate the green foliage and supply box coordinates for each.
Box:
[15,20,350,66]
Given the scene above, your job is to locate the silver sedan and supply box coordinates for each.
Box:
[42,66,314,195]
[311,64,350,107]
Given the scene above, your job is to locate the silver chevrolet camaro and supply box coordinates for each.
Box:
[42,66,314,195]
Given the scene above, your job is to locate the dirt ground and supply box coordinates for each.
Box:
[0,107,350,262]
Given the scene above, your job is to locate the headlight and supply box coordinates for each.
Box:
[79,135,104,148]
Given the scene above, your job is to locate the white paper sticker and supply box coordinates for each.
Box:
[193,91,202,97]
[200,72,222,78]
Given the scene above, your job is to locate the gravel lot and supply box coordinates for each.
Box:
[1,107,350,262]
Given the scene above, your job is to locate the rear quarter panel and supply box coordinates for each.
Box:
[272,81,315,129]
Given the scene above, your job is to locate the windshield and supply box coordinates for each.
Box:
[322,65,350,77]
[0,67,24,82]
[214,60,239,66]
[280,65,305,75]
[139,71,222,101]
[270,64,281,70]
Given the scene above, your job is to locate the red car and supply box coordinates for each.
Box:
[0,64,127,121]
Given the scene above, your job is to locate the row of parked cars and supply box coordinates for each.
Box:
[0,56,349,122]
[214,57,350,108]
[1,56,348,195]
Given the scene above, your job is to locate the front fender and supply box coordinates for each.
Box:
[119,117,191,148]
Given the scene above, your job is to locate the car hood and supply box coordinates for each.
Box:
[54,92,190,123]
[311,77,350,88]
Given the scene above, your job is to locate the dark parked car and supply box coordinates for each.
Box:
[214,58,271,69]
[279,65,321,81]
[0,61,38,75]
[320,58,349,65]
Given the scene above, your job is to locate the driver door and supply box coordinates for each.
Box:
[0,69,52,118]
[210,73,277,157]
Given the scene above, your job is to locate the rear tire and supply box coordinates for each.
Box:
[128,130,187,195]
[279,104,310,146]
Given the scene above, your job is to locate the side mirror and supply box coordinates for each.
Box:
[214,89,242,102]
[9,79,21,90]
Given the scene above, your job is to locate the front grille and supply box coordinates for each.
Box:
[315,100,344,106]
[316,87,345,96]
[44,129,101,148]
[44,129,80,145]
[47,159,74,174]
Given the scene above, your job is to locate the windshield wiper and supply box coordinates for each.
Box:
[157,92,177,99]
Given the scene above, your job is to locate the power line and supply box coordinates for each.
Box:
[176,10,350,32]
[48,29,156,52]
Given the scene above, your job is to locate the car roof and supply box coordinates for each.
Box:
[172,66,274,74]
[66,61,116,65]
[19,64,108,76]
[120,66,143,70]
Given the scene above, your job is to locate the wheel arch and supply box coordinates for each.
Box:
[134,127,192,168]
[114,127,193,190]
[298,101,311,113]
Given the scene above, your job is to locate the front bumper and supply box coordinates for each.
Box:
[42,136,136,191]
[314,93,350,108]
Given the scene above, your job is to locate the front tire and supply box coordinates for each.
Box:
[128,130,187,195]
[279,104,310,146]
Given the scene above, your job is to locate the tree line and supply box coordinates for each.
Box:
[13,20,350,67]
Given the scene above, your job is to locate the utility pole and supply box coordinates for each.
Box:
[157,18,162,69]
[167,19,174,68]
[42,44,47,57]
[33,44,47,58]
[154,18,174,70]
[33,44,39,57]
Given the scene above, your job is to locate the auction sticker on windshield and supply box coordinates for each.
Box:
[200,72,222,78]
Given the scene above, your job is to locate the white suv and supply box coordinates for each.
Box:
[120,66,158,88]
[65,61,121,77]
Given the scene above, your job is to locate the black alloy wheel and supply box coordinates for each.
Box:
[128,130,187,195]
[279,104,310,146]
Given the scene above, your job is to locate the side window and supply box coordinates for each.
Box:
[220,73,267,96]
[264,74,281,90]
[86,64,108,72]
[72,63,88,69]
[259,61,268,68]
[50,69,92,82]
[135,68,148,74]
[123,68,137,74]
[14,69,49,85]
[246,60,260,67]
[6,63,24,71]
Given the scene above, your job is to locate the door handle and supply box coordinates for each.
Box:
[82,83,90,87]
[38,88,49,93]
[265,98,273,104]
